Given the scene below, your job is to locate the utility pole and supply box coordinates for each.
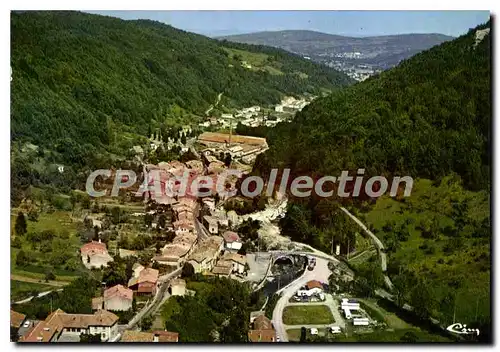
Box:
[347,237,350,260]
[475,297,479,322]
[453,295,457,323]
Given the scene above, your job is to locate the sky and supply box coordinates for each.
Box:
[86,10,490,37]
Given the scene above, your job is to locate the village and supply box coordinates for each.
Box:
[11,95,412,343]
[10,95,322,343]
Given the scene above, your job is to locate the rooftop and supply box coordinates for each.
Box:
[128,268,159,287]
[10,309,26,328]
[198,132,267,147]
[305,280,323,290]
[19,309,118,342]
[104,284,133,301]
[188,236,223,263]
[80,241,108,255]
[222,231,241,243]
[152,330,179,342]
[221,252,247,266]
[121,330,154,342]
[248,329,276,343]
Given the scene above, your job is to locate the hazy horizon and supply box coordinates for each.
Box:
[85,10,489,38]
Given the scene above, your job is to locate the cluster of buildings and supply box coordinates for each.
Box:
[141,158,248,279]
[340,298,369,326]
[152,192,200,268]
[198,132,268,165]
[274,96,310,113]
[326,61,379,81]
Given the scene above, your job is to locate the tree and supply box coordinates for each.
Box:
[224,153,232,167]
[140,315,153,331]
[158,214,166,229]
[410,280,436,320]
[15,212,27,236]
[80,333,101,343]
[300,327,307,342]
[400,331,418,342]
[111,206,121,224]
[45,271,56,282]
[16,250,29,267]
[28,208,39,222]
[155,242,163,254]
[10,327,19,342]
[144,213,154,227]
[182,262,195,278]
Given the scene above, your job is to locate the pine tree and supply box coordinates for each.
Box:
[15,211,27,236]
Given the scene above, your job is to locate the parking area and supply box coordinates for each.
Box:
[283,281,384,340]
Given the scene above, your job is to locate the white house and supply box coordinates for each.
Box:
[103,285,133,311]
[219,252,247,274]
[203,215,219,234]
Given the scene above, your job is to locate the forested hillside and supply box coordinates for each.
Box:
[253,22,491,329]
[11,11,351,154]
[10,11,351,202]
[257,22,490,192]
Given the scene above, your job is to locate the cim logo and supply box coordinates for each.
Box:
[446,323,480,336]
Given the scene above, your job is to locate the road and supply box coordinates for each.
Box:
[13,288,64,304]
[194,218,210,241]
[11,274,70,287]
[204,92,223,116]
[340,207,393,291]
[272,257,331,342]
[125,268,181,331]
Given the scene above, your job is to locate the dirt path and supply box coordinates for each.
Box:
[11,275,70,287]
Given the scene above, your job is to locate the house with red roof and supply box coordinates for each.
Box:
[222,231,242,251]
[128,268,159,296]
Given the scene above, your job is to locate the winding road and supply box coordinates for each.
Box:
[340,207,393,291]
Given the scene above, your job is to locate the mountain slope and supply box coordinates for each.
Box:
[257,22,490,191]
[10,11,352,150]
[252,22,491,331]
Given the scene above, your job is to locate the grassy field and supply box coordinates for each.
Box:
[282,305,334,326]
[11,280,54,302]
[361,177,490,325]
[222,47,284,76]
[11,209,86,282]
[358,298,410,329]
[335,328,453,342]
[348,248,376,266]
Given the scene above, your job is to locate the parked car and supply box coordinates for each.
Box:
[310,328,318,335]
[23,320,30,328]
[329,326,342,334]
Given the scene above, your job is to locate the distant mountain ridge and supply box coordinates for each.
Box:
[219,30,455,78]
[218,30,454,51]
